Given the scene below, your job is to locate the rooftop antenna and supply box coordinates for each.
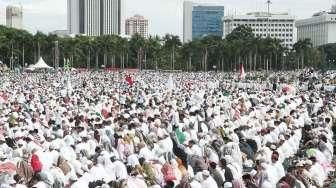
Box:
[256,0,258,12]
[267,0,272,15]
[266,0,271,37]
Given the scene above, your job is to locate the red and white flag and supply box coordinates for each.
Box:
[239,64,246,80]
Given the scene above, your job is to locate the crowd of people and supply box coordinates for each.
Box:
[0,69,335,188]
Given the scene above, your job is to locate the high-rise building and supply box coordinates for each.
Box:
[183,1,224,42]
[224,12,295,48]
[125,14,149,38]
[67,0,80,34]
[6,5,23,29]
[84,0,101,36]
[296,5,336,47]
[67,0,124,36]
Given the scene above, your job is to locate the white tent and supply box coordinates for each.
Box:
[29,57,53,69]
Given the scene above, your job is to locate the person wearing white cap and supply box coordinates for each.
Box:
[308,157,326,187]
[255,162,272,188]
[110,156,128,180]
[200,170,218,188]
[223,182,233,188]
[267,151,285,187]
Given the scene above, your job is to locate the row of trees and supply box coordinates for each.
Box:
[0,25,334,71]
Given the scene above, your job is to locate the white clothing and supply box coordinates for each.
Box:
[201,176,218,188]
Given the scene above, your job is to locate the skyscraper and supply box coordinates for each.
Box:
[6,5,23,29]
[67,0,124,36]
[125,15,149,38]
[183,1,224,42]
[84,0,101,36]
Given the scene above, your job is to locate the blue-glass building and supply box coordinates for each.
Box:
[192,6,224,39]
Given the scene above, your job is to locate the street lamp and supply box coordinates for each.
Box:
[282,52,287,71]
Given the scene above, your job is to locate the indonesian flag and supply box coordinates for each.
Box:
[239,64,246,80]
[125,75,134,86]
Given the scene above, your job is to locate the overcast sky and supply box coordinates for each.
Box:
[0,0,334,37]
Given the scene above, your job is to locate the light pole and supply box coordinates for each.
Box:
[54,41,59,69]
[282,52,287,71]
[266,0,272,37]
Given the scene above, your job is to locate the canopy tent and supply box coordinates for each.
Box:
[29,57,53,69]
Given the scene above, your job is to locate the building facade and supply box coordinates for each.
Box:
[84,0,101,36]
[224,12,295,48]
[296,11,336,47]
[67,0,124,36]
[6,5,23,29]
[125,15,149,38]
[183,1,224,42]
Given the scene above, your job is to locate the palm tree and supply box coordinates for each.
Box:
[78,36,94,69]
[293,39,313,69]
[163,34,182,70]
[117,37,128,69]
[129,34,146,69]
[145,35,162,70]
[181,41,195,71]
[33,32,48,61]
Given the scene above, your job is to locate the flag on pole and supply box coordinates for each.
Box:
[239,64,246,80]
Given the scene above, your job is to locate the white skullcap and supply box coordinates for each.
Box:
[305,160,313,166]
[260,163,268,169]
[97,156,105,165]
[224,182,233,188]
[202,170,210,176]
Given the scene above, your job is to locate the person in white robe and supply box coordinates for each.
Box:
[200,170,218,188]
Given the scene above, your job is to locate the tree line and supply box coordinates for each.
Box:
[0,25,335,71]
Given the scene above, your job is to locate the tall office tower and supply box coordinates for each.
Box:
[6,5,23,29]
[67,0,85,34]
[125,14,149,38]
[67,0,123,36]
[102,0,122,35]
[183,1,224,42]
[224,12,295,48]
[84,0,101,36]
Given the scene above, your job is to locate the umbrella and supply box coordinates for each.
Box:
[0,162,16,174]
